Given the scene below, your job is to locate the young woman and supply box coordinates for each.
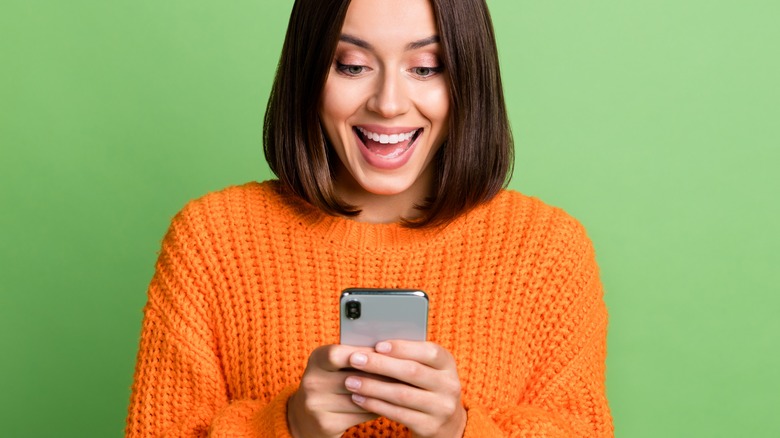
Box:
[125,0,612,437]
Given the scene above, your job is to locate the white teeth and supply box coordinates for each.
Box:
[358,127,418,145]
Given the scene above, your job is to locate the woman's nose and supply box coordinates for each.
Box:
[367,71,411,118]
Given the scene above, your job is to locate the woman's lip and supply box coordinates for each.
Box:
[353,124,422,135]
[353,128,421,170]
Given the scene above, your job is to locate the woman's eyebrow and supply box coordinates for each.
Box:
[406,35,440,50]
[339,34,441,51]
[340,34,372,49]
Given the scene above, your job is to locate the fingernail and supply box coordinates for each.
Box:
[352,394,366,404]
[351,353,368,366]
[375,342,391,353]
[345,377,361,390]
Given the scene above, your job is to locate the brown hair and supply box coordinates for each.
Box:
[263,0,513,227]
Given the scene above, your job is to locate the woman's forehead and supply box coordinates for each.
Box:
[339,0,439,50]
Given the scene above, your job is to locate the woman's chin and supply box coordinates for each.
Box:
[354,177,415,197]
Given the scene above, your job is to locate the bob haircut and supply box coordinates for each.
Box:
[264,0,513,228]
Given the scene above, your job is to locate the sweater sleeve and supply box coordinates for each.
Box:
[460,213,612,437]
[125,206,295,438]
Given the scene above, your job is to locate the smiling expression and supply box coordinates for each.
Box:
[319,0,450,207]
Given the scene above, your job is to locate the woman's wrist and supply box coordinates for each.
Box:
[286,392,302,438]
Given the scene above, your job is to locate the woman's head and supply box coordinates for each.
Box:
[264,0,513,227]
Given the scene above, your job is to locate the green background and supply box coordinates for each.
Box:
[1,0,778,436]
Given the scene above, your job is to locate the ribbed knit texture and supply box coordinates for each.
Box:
[126,181,612,437]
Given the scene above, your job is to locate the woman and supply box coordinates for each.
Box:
[126,0,612,437]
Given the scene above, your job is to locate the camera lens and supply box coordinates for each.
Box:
[346,300,361,320]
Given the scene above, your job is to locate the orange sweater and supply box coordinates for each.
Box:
[126,181,612,437]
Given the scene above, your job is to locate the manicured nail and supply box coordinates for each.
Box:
[352,394,366,404]
[375,342,391,353]
[351,353,368,366]
[345,377,361,390]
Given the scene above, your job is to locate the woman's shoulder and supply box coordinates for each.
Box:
[174,180,283,216]
[185,180,279,205]
[165,180,296,234]
[479,189,594,252]
[488,189,587,229]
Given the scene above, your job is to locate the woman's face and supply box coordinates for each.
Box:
[319,0,449,204]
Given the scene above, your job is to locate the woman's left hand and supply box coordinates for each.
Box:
[344,340,467,438]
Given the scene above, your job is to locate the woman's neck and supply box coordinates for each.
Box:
[333,168,434,224]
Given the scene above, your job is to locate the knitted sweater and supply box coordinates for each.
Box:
[126,181,612,437]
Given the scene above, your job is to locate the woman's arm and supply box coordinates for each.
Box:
[125,209,295,438]
[459,217,612,437]
[460,295,610,437]
[125,299,296,437]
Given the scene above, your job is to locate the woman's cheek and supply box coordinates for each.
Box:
[416,84,449,119]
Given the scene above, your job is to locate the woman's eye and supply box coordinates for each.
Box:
[337,62,366,76]
[412,66,442,78]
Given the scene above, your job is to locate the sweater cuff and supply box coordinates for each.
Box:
[209,385,297,437]
[253,385,298,437]
[462,402,503,438]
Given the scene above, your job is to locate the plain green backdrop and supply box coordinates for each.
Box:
[1,0,778,436]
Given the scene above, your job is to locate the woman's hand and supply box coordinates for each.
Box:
[287,344,379,438]
[343,340,467,438]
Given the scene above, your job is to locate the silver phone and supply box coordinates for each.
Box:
[339,288,429,347]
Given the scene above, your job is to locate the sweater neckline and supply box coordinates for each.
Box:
[264,181,475,251]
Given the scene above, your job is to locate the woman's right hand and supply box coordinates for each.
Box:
[287,344,379,438]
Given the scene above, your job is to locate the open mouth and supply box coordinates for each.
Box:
[354,127,423,159]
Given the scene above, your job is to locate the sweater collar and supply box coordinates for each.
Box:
[265,181,474,251]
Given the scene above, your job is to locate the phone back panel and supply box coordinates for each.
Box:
[339,288,429,347]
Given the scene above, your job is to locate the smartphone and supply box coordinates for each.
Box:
[339,288,429,347]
